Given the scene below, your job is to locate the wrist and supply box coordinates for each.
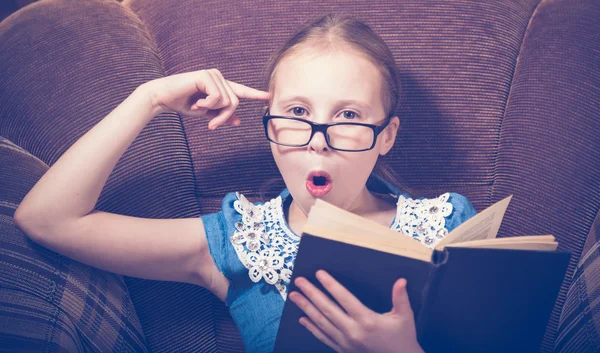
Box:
[135,82,166,117]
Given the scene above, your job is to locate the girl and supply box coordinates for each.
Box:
[14,14,476,353]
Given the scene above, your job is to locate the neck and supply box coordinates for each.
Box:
[286,186,389,233]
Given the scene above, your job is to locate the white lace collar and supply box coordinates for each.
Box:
[229,190,453,301]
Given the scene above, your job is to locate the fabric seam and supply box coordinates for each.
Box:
[489,0,544,204]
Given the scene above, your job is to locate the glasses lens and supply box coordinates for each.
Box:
[267,118,312,146]
[266,117,376,151]
[327,124,374,150]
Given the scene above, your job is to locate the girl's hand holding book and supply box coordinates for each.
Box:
[289,270,425,353]
[144,68,270,130]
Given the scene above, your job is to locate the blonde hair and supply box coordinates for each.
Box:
[260,13,414,198]
[263,13,399,118]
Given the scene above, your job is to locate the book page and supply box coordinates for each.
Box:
[435,195,512,249]
[444,235,557,251]
[303,199,433,261]
[448,242,558,251]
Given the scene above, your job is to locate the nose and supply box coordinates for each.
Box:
[307,130,329,153]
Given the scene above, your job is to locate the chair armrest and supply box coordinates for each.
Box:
[554,212,600,353]
[0,136,148,352]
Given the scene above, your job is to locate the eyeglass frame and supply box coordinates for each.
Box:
[262,108,393,152]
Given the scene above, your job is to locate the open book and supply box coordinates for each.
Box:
[273,196,570,353]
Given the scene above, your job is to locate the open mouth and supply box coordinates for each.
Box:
[313,176,328,186]
[306,171,332,197]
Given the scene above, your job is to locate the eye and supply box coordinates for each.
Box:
[341,110,358,120]
[290,107,306,117]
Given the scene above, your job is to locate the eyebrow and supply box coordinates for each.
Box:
[277,96,373,110]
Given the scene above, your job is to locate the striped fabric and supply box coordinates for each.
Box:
[555,213,600,353]
[0,0,598,352]
[0,137,147,351]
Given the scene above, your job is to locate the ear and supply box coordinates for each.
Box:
[379,116,400,156]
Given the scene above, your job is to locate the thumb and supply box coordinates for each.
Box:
[227,80,271,101]
[391,278,413,316]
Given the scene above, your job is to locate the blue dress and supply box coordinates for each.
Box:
[200,175,477,353]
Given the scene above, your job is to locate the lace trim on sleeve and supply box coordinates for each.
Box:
[229,192,298,301]
[390,193,453,248]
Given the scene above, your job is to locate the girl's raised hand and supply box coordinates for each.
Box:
[289,271,425,353]
[145,68,270,130]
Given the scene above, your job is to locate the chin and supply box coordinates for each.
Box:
[308,189,337,204]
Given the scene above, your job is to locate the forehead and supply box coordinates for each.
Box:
[272,49,384,108]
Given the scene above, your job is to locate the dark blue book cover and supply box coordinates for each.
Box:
[273,234,570,353]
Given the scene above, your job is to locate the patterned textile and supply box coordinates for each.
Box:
[554,212,600,353]
[0,137,147,352]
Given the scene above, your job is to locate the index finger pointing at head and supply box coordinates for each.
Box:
[226,80,270,101]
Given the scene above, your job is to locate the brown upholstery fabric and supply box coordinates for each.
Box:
[0,287,82,352]
[0,0,228,351]
[490,1,600,349]
[0,137,147,351]
[555,210,600,352]
[1,0,599,351]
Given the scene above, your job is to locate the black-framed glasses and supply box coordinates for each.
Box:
[262,108,392,152]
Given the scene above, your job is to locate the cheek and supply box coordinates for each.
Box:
[270,144,283,170]
[270,144,297,175]
[341,151,379,178]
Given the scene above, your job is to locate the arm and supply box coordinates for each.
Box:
[14,69,269,302]
[15,83,161,223]
[16,208,229,300]
[13,83,226,297]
